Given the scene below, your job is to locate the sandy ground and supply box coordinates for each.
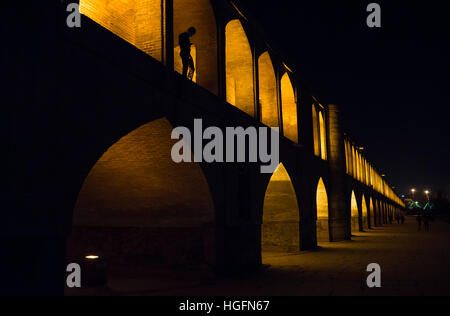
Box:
[67,216,450,296]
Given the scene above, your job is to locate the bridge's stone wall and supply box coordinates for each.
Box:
[2,1,405,295]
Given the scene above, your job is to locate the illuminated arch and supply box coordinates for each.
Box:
[377,200,383,225]
[281,74,298,143]
[316,178,330,243]
[362,195,368,229]
[312,105,320,156]
[68,118,216,274]
[173,0,218,94]
[345,140,350,175]
[225,19,254,116]
[80,0,163,61]
[351,191,359,233]
[319,111,327,160]
[258,52,278,127]
[262,163,300,252]
[370,197,375,227]
[356,152,360,181]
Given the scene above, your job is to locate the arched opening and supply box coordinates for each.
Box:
[362,195,368,229]
[377,200,383,225]
[383,202,388,224]
[173,0,218,94]
[80,0,163,61]
[312,104,320,157]
[370,197,375,228]
[258,52,278,127]
[319,111,327,160]
[355,152,360,181]
[281,74,298,143]
[351,191,359,233]
[262,164,300,254]
[225,19,254,116]
[316,178,329,243]
[345,140,350,175]
[67,118,215,292]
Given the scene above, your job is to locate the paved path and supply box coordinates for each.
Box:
[68,216,450,296]
[154,216,450,296]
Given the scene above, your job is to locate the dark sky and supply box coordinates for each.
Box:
[238,0,449,196]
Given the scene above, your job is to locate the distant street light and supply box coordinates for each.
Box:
[425,190,430,202]
[411,188,416,200]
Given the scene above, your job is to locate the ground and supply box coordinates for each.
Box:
[66,216,450,296]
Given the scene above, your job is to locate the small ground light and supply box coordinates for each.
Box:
[82,254,107,287]
[85,255,99,260]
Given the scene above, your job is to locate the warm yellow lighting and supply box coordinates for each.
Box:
[281,74,298,143]
[85,255,99,260]
[319,111,327,160]
[259,52,279,128]
[370,197,375,225]
[425,190,430,195]
[316,178,330,243]
[262,163,299,251]
[173,0,218,95]
[350,191,359,233]
[283,62,293,73]
[174,45,197,82]
[316,178,328,219]
[225,19,254,116]
[351,191,359,217]
[411,189,416,193]
[80,0,163,61]
[73,118,215,228]
[312,105,320,157]
[361,195,368,229]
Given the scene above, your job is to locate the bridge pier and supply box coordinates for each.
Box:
[326,104,351,241]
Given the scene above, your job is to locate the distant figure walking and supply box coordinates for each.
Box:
[417,214,422,231]
[423,214,430,232]
[179,27,196,80]
[396,214,401,224]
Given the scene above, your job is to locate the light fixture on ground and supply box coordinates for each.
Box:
[82,254,107,287]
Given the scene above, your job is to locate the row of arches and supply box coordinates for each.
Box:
[80,0,299,143]
[68,118,403,288]
[345,138,404,206]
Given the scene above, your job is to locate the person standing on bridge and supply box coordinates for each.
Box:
[179,27,196,80]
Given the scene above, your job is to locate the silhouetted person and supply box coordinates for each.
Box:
[401,215,405,225]
[179,27,196,80]
[417,214,422,231]
[396,214,401,224]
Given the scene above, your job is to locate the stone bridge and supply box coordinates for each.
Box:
[3,0,404,294]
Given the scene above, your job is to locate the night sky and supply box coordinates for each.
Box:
[237,0,449,196]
